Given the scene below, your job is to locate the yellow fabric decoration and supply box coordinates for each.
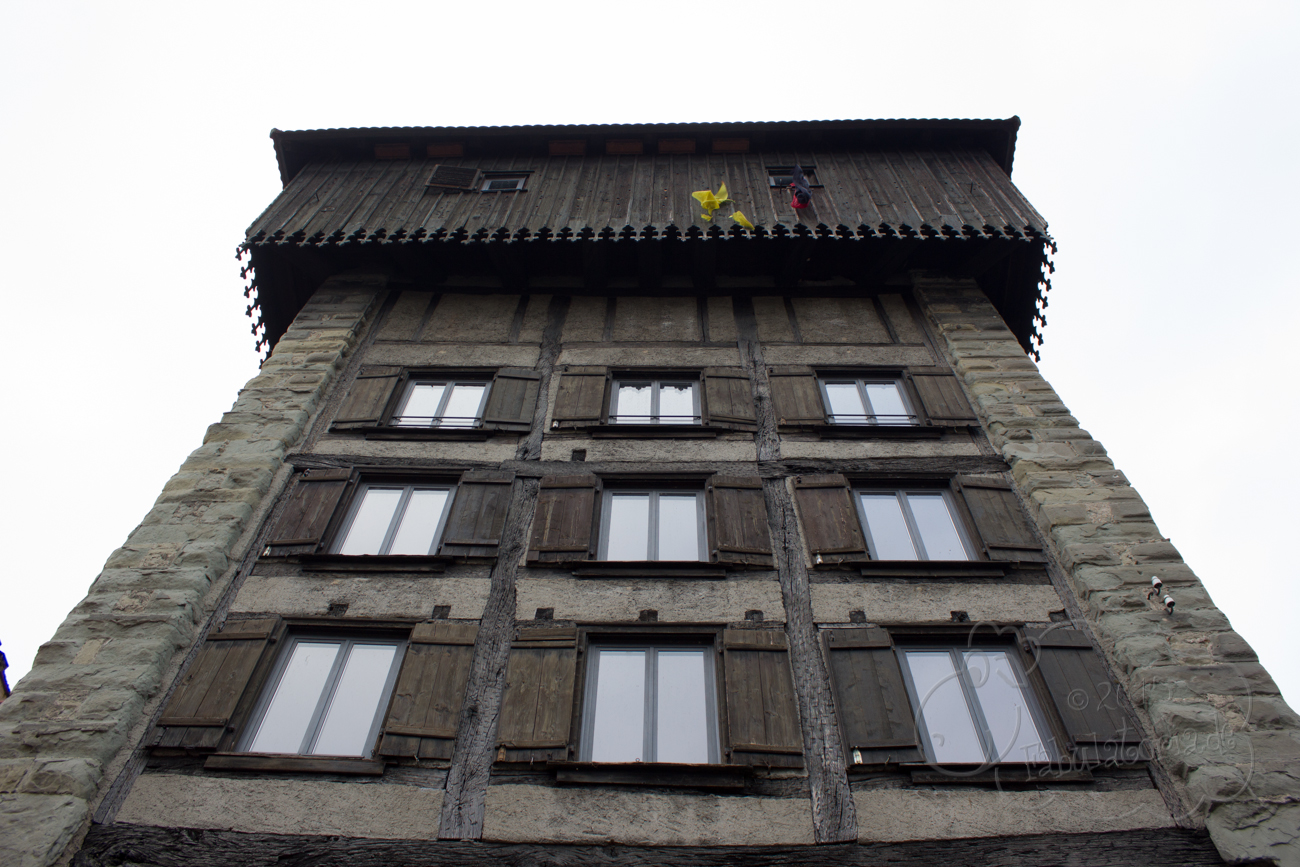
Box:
[691,185,732,218]
[731,211,755,231]
[700,213,712,221]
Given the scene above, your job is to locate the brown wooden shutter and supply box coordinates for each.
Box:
[426,164,481,190]
[497,627,578,762]
[955,476,1047,562]
[1025,627,1149,763]
[263,469,354,556]
[702,367,756,430]
[333,366,404,430]
[439,471,515,558]
[793,474,868,563]
[482,368,541,431]
[708,476,772,567]
[552,366,608,428]
[723,628,803,767]
[528,475,599,563]
[907,369,978,425]
[154,617,280,752]
[768,366,825,427]
[824,627,922,764]
[379,621,478,760]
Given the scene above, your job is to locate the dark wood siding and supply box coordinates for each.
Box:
[769,366,825,426]
[793,474,867,562]
[333,366,403,430]
[824,627,922,764]
[380,621,479,760]
[497,627,578,762]
[708,476,772,567]
[263,469,353,556]
[482,368,541,432]
[723,628,803,768]
[907,370,978,425]
[439,471,515,558]
[527,475,599,563]
[956,476,1047,562]
[552,367,608,428]
[702,368,756,430]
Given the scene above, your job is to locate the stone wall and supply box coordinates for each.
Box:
[0,274,383,867]
[914,276,1300,866]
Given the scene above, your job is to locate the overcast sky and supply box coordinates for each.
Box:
[2,3,1296,707]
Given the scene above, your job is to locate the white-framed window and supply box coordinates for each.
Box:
[598,490,707,561]
[898,646,1055,764]
[391,380,490,428]
[334,484,454,556]
[480,173,528,192]
[855,489,973,561]
[609,379,701,425]
[820,378,916,425]
[580,643,720,763]
[240,635,405,757]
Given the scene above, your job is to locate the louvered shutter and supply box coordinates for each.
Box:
[426,164,481,190]
[497,627,578,762]
[333,366,404,430]
[824,627,922,764]
[154,617,281,751]
[482,368,541,432]
[1024,627,1149,763]
[723,628,803,767]
[263,469,354,556]
[793,474,868,562]
[708,476,772,566]
[955,476,1047,562]
[527,475,599,563]
[702,368,756,430]
[552,366,608,428]
[379,621,478,760]
[768,366,825,426]
[907,369,978,425]
[439,471,515,558]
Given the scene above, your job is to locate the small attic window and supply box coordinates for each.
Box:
[481,173,529,192]
[426,165,481,191]
[768,167,820,188]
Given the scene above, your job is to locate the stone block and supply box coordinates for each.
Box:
[1206,800,1300,867]
[1135,663,1282,700]
[1212,632,1259,663]
[0,793,89,867]
[20,759,101,799]
[1242,696,1300,730]
[1112,634,1176,672]
[0,760,33,793]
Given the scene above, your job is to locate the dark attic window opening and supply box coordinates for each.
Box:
[481,173,529,192]
[767,167,821,188]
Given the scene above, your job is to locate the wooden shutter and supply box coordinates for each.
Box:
[723,628,803,767]
[907,369,978,425]
[768,365,825,426]
[702,367,756,430]
[552,366,608,428]
[482,368,541,432]
[439,471,515,558]
[527,475,599,563]
[263,469,354,556]
[1025,627,1149,763]
[708,476,772,566]
[426,164,481,190]
[955,476,1047,562]
[154,617,280,751]
[379,621,478,760]
[793,474,867,563]
[333,366,403,430]
[824,627,922,764]
[497,627,578,762]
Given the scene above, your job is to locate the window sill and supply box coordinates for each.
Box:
[903,763,1095,784]
[362,427,502,441]
[551,761,748,790]
[781,424,956,439]
[292,554,449,573]
[856,561,1007,579]
[589,424,726,439]
[204,753,385,775]
[572,562,728,579]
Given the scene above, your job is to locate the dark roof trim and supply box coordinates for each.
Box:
[270,118,1022,187]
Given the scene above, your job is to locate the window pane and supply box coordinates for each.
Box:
[388,489,449,555]
[591,649,646,762]
[395,383,445,427]
[615,383,652,423]
[311,644,398,756]
[247,641,340,754]
[859,493,918,560]
[656,649,710,763]
[962,650,1051,763]
[864,382,909,425]
[658,383,696,423]
[907,494,968,560]
[824,382,865,423]
[903,651,985,763]
[656,494,700,561]
[338,488,403,555]
[439,384,486,428]
[606,493,651,560]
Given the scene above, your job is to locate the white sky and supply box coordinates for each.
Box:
[2,2,1296,709]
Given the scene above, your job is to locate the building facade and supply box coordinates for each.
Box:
[2,120,1297,866]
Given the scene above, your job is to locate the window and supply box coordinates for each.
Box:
[820,378,916,425]
[334,484,454,556]
[598,490,706,561]
[898,646,1054,764]
[580,643,720,763]
[480,173,528,192]
[855,489,973,561]
[391,379,489,428]
[240,634,404,757]
[767,166,819,187]
[610,378,700,425]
